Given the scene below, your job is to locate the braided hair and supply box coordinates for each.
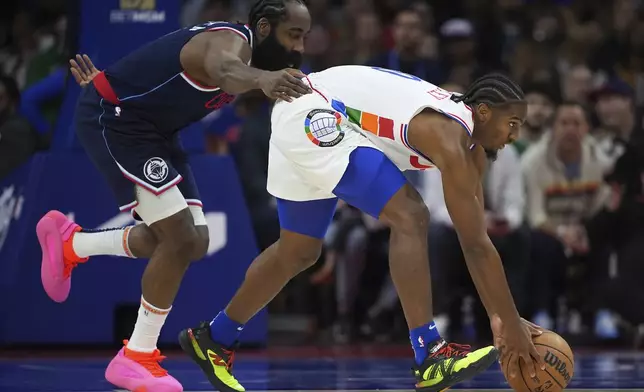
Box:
[451,73,524,107]
[248,0,306,33]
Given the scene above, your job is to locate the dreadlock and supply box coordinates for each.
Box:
[451,73,524,107]
[248,0,306,33]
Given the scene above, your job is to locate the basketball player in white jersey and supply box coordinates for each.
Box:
[182,66,546,392]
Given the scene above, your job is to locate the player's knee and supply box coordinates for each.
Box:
[172,224,206,262]
[189,225,210,261]
[276,240,322,274]
[383,188,429,235]
[151,209,204,262]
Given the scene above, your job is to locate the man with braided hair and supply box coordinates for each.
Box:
[181,66,546,392]
[36,1,311,391]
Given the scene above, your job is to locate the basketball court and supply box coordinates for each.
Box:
[2,347,642,391]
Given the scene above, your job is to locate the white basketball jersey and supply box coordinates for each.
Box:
[306,65,475,170]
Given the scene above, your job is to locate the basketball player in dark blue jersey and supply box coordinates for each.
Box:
[35,1,311,391]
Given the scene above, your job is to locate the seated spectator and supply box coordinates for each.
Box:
[421,144,529,342]
[560,64,594,106]
[0,75,39,179]
[591,78,640,166]
[369,7,444,85]
[521,101,611,333]
[515,82,557,155]
[585,126,644,338]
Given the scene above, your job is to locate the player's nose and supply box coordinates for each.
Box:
[293,39,305,53]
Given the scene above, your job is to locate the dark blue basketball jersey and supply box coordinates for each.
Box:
[99,21,253,134]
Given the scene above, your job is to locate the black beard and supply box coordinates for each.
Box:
[251,31,302,71]
[485,148,498,161]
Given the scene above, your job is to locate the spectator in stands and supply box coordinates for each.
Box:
[0,75,38,179]
[515,82,557,155]
[422,144,528,342]
[522,101,610,332]
[351,12,383,65]
[591,79,639,165]
[438,18,477,87]
[560,64,594,106]
[586,125,644,336]
[370,7,443,85]
[1,9,64,90]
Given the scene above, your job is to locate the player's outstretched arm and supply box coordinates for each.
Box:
[201,31,310,100]
[437,147,518,322]
[408,118,543,379]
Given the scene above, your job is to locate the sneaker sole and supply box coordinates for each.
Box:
[415,347,499,392]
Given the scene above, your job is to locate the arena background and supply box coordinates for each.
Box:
[1,0,644,391]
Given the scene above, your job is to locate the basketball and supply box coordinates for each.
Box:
[502,330,574,392]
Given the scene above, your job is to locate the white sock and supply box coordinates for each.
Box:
[72,226,134,258]
[126,296,171,353]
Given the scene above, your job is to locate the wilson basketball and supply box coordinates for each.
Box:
[502,330,574,392]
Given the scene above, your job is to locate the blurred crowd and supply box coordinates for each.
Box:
[1,0,644,347]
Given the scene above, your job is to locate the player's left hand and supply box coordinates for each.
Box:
[69,54,100,88]
[493,317,543,353]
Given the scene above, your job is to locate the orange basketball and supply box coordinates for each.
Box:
[502,330,574,392]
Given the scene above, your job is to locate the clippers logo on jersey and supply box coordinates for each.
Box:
[143,157,169,183]
[304,109,345,147]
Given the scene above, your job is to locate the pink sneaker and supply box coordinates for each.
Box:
[36,210,87,303]
[105,341,183,392]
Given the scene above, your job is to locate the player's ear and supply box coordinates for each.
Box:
[477,103,491,123]
[256,17,272,40]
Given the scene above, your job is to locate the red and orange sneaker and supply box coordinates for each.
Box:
[36,210,88,303]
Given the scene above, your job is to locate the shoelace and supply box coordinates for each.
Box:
[210,348,236,372]
[63,261,82,279]
[436,343,472,358]
[123,340,169,377]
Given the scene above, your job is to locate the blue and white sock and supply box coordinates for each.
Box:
[410,321,442,365]
[209,311,244,347]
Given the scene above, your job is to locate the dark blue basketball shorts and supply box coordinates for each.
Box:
[276,146,408,239]
[74,84,201,213]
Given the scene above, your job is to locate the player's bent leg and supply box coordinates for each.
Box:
[106,185,207,392]
[37,211,165,303]
[333,147,497,392]
[179,197,336,392]
[37,198,207,304]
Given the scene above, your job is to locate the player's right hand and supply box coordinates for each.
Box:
[69,54,100,88]
[258,68,312,102]
[491,314,545,380]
